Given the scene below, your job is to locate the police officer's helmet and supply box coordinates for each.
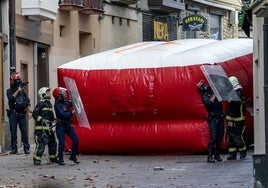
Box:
[10,72,21,86]
[52,87,68,99]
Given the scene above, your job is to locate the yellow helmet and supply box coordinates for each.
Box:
[38,87,51,101]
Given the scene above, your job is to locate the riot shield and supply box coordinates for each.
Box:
[64,77,91,129]
[200,65,240,102]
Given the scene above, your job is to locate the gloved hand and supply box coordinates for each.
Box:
[51,120,57,128]
[41,118,51,126]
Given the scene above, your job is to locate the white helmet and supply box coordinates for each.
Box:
[38,87,51,101]
[229,76,242,90]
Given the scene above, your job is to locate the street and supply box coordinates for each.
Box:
[0,147,254,188]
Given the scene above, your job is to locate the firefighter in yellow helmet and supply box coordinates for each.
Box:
[32,87,58,165]
[226,76,247,160]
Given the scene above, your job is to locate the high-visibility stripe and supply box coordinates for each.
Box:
[35,126,51,130]
[226,115,245,121]
[42,107,53,111]
[33,135,41,160]
[239,125,247,151]
[228,147,237,153]
[37,116,42,122]
[36,107,53,122]
[239,145,247,151]
[50,154,57,158]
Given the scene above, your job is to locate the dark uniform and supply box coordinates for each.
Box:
[198,81,225,163]
[226,88,247,160]
[53,87,79,165]
[6,73,30,154]
[32,87,58,165]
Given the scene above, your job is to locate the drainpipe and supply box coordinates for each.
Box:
[264,17,268,187]
[9,0,16,72]
[0,2,2,33]
[34,43,38,105]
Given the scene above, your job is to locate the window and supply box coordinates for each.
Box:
[60,25,65,37]
[210,14,221,40]
[186,30,196,39]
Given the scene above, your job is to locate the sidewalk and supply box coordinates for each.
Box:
[0,147,254,188]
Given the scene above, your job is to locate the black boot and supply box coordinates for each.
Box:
[207,154,215,163]
[69,155,80,164]
[58,160,65,165]
[10,149,17,154]
[227,153,237,160]
[33,159,41,165]
[214,154,223,162]
[240,150,247,160]
[50,158,59,163]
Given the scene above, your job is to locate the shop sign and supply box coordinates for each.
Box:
[154,21,168,41]
[182,14,207,31]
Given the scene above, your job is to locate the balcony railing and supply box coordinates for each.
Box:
[110,0,136,6]
[79,0,104,15]
[148,0,185,14]
[58,0,85,11]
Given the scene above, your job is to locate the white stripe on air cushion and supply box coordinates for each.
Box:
[59,39,252,71]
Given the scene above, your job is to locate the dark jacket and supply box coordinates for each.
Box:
[7,87,30,112]
[226,88,246,121]
[54,98,73,125]
[32,100,55,130]
[201,91,224,119]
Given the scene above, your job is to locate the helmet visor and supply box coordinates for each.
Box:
[59,87,68,98]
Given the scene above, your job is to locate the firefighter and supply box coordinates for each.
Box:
[53,87,80,165]
[226,76,247,160]
[197,80,225,163]
[32,87,58,165]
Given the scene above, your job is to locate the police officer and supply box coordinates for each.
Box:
[32,87,58,165]
[6,72,30,154]
[53,87,80,165]
[197,80,225,163]
[226,76,247,160]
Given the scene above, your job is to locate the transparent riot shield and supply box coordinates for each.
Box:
[64,77,91,129]
[200,65,240,102]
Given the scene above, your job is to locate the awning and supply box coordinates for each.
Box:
[239,6,252,38]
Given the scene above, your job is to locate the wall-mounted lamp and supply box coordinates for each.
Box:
[98,14,104,21]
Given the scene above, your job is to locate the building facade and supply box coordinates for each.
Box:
[1,0,13,152]
[251,0,268,187]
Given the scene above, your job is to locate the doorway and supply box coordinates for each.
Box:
[37,45,49,90]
